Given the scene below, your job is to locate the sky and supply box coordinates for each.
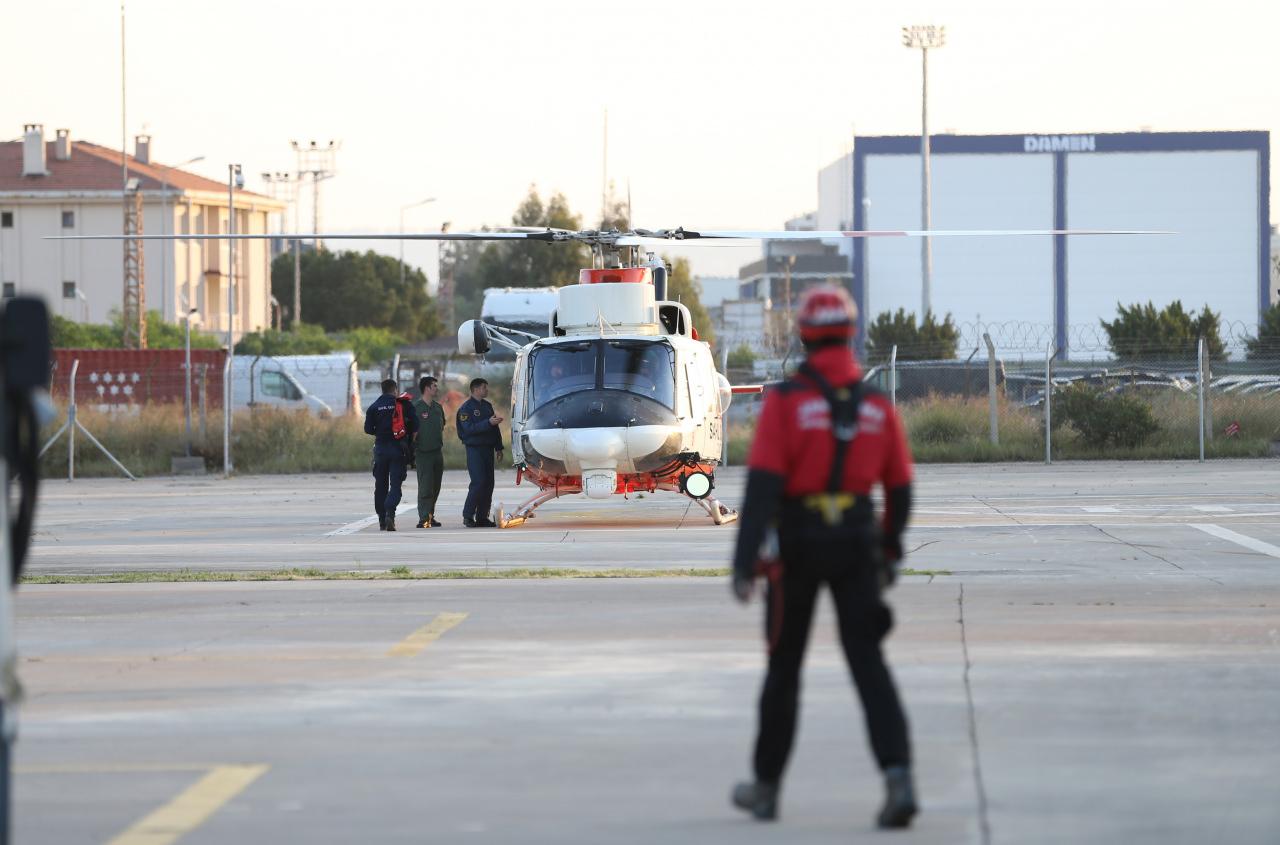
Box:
[3,0,1277,284]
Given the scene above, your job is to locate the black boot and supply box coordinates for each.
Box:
[429,516,442,527]
[385,514,397,532]
[731,780,778,821]
[876,765,918,829]
[378,515,386,531]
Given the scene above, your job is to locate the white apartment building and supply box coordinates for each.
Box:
[0,124,285,341]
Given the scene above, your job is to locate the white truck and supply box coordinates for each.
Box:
[232,353,359,416]
[481,287,558,361]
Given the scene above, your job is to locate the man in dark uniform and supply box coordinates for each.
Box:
[413,375,446,528]
[456,377,503,528]
[364,377,418,532]
[729,284,918,828]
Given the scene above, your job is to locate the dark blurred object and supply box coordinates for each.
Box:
[2,297,52,580]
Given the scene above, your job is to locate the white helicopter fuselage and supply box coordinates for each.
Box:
[460,267,741,524]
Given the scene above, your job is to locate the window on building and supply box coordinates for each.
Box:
[0,211,12,228]
[61,210,75,229]
[2,283,14,299]
[62,282,76,299]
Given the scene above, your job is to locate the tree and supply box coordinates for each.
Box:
[1245,303,1280,361]
[865,309,959,362]
[1100,301,1224,361]
[450,185,589,321]
[726,343,757,370]
[271,249,441,339]
[665,256,715,347]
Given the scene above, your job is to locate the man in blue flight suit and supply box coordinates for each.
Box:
[456,377,504,528]
[364,377,418,532]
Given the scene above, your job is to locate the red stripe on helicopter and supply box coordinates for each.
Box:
[731,385,764,394]
[579,267,649,284]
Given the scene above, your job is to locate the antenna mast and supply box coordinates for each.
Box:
[601,108,608,226]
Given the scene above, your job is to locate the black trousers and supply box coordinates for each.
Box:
[753,547,911,783]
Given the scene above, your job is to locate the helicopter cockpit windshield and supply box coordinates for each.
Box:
[529,340,676,411]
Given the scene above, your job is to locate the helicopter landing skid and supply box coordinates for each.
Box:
[696,495,739,526]
[493,489,561,529]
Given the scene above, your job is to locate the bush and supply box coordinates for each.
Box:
[51,311,222,350]
[907,402,971,444]
[1055,383,1159,448]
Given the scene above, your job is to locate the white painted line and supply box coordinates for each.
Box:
[1190,524,1280,559]
[1192,505,1232,513]
[1082,506,1120,513]
[324,503,416,537]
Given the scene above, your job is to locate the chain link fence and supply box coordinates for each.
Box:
[858,323,1280,461]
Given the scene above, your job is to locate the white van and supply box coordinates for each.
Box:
[232,353,358,416]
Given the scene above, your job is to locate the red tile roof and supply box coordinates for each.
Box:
[0,139,270,200]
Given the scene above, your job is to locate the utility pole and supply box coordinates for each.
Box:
[121,179,146,348]
[261,171,301,326]
[291,140,339,251]
[119,1,146,348]
[438,221,456,330]
[902,24,946,319]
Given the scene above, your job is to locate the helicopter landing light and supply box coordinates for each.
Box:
[682,471,713,500]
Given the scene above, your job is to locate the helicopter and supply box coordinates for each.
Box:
[50,223,1164,528]
[455,233,754,528]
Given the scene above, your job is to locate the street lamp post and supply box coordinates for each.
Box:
[400,197,436,289]
[158,155,204,318]
[902,23,946,319]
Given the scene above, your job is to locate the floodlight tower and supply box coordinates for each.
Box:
[902,23,946,319]
[291,140,339,251]
[262,171,303,326]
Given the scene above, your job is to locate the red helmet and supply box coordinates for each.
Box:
[796,284,858,343]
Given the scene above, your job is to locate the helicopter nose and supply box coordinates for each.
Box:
[565,428,627,465]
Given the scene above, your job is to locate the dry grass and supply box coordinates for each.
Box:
[38,388,1277,479]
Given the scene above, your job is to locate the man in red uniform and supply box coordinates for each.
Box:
[729,284,917,828]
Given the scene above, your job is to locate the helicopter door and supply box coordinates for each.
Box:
[511,351,528,452]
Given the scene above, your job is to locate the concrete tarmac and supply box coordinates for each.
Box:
[16,461,1280,843]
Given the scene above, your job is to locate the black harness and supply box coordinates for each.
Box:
[778,363,873,535]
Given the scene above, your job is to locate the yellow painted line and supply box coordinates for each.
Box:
[387,612,468,657]
[106,764,268,845]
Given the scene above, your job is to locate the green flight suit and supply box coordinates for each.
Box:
[413,398,446,526]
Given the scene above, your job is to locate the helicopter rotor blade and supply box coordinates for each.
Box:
[47,226,1170,244]
[44,230,571,242]
[634,228,1172,241]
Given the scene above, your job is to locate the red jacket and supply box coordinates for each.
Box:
[748,346,913,502]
